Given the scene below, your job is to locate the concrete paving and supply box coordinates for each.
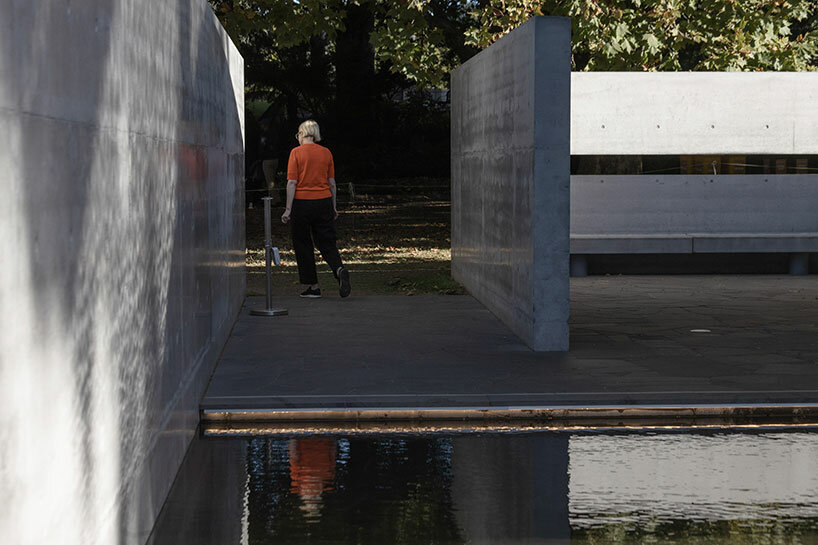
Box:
[202,276,818,415]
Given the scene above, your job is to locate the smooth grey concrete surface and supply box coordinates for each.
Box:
[571,175,818,238]
[451,17,571,351]
[0,2,243,545]
[202,277,818,413]
[571,234,695,254]
[569,175,818,275]
[570,72,818,155]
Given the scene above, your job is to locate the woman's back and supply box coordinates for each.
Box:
[287,143,334,200]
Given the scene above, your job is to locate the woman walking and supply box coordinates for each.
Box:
[281,120,351,298]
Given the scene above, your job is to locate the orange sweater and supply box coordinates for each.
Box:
[287,143,334,199]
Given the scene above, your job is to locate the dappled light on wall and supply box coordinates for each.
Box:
[0,1,245,544]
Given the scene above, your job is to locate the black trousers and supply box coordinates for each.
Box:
[291,198,343,285]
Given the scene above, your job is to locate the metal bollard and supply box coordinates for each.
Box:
[250,197,288,316]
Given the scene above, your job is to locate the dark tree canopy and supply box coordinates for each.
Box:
[213,0,817,80]
[211,1,817,178]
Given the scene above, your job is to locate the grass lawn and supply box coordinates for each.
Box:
[245,181,466,297]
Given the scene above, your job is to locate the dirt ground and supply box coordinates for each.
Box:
[245,182,465,297]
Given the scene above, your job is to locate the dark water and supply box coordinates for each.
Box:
[148,430,818,544]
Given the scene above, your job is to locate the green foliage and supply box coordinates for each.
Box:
[211,0,816,181]
[210,0,465,86]
[466,0,818,71]
[212,0,817,86]
[211,0,346,48]
[370,3,455,86]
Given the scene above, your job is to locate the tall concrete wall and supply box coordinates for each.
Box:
[451,17,571,351]
[571,72,818,155]
[0,2,244,544]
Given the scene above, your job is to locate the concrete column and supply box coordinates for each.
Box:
[451,17,571,351]
[790,253,810,275]
[570,256,588,278]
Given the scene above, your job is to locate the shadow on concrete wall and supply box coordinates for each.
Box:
[1,1,244,544]
[2,3,120,542]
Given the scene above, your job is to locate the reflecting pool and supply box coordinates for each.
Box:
[147,430,818,544]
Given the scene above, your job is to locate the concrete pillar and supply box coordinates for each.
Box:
[790,253,810,275]
[451,17,571,351]
[570,256,588,277]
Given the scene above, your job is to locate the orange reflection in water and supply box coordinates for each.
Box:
[289,438,337,520]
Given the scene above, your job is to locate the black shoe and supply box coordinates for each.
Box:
[300,287,322,298]
[338,267,351,298]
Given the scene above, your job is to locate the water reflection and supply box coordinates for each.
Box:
[149,431,818,544]
[568,433,818,544]
[245,437,463,543]
[451,435,569,543]
[288,438,336,520]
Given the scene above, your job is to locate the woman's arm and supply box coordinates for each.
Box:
[329,177,338,219]
[281,180,297,223]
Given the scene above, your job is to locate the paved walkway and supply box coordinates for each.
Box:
[202,276,818,417]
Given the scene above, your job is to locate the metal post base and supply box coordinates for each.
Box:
[250,308,289,317]
[251,196,288,317]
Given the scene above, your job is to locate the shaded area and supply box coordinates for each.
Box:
[245,437,463,544]
[204,275,818,411]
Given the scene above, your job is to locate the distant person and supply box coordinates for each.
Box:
[259,131,280,204]
[281,120,351,298]
[245,159,266,209]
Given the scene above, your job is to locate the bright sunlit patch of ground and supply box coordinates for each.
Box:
[245,192,465,296]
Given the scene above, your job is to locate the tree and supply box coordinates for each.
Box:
[467,0,818,71]
[213,1,817,81]
[210,1,817,179]
[209,0,468,88]
[209,0,468,179]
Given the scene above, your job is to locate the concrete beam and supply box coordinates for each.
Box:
[571,72,818,155]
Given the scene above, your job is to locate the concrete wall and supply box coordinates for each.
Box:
[571,174,818,246]
[571,72,818,155]
[0,2,244,545]
[451,17,571,351]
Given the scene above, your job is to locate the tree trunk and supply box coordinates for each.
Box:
[334,2,376,167]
